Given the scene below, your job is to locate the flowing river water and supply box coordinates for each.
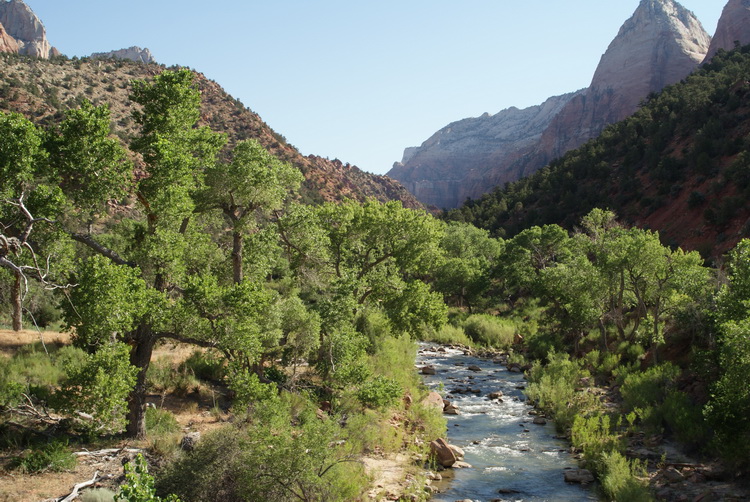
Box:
[417,345,596,502]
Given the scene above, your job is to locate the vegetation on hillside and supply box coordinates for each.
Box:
[445,44,750,258]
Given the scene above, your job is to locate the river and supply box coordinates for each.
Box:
[417,345,596,502]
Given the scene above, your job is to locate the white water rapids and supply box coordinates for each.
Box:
[417,345,596,502]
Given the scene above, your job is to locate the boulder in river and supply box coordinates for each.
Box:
[421,391,444,411]
[421,365,437,375]
[564,468,595,484]
[444,403,460,415]
[533,416,548,425]
[488,391,504,400]
[467,364,482,372]
[429,438,457,467]
[449,444,465,459]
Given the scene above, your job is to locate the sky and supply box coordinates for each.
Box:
[26,1,723,175]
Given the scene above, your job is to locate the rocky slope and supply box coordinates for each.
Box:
[387,91,582,209]
[0,0,54,58]
[704,0,750,63]
[0,54,421,208]
[91,46,156,64]
[389,0,712,208]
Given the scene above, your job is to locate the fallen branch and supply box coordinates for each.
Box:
[58,470,99,502]
[73,447,143,457]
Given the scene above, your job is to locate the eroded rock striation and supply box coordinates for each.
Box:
[704,0,750,63]
[91,46,156,64]
[0,0,53,58]
[0,22,18,53]
[388,0,711,209]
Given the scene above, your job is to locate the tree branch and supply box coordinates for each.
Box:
[69,232,135,267]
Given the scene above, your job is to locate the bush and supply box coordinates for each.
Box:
[146,407,180,436]
[12,439,76,473]
[620,363,680,428]
[147,358,200,397]
[80,488,116,502]
[356,376,401,409]
[526,352,598,431]
[461,314,515,348]
[422,324,473,346]
[600,451,652,502]
[56,342,138,434]
[179,350,225,382]
[117,454,181,502]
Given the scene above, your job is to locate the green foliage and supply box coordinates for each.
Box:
[146,358,199,397]
[227,364,278,410]
[356,375,401,409]
[145,407,180,436]
[461,314,516,348]
[599,451,652,502]
[80,488,116,502]
[116,454,181,502]
[12,439,76,473]
[157,398,366,502]
[179,349,226,382]
[620,363,680,427]
[422,323,473,346]
[525,352,597,431]
[56,342,138,434]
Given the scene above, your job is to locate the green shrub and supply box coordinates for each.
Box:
[179,350,226,382]
[12,439,76,473]
[56,342,138,434]
[600,451,652,502]
[571,413,623,471]
[661,391,708,446]
[422,324,473,346]
[461,314,515,348]
[146,407,180,436]
[147,358,200,397]
[526,352,598,431]
[117,454,181,502]
[620,363,680,428]
[356,376,401,409]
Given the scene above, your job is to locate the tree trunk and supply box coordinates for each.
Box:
[12,272,22,331]
[125,327,157,439]
[232,230,243,284]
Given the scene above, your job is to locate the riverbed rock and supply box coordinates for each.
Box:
[449,444,465,460]
[444,403,460,415]
[429,438,457,467]
[488,391,504,400]
[467,365,482,372]
[533,417,547,425]
[421,365,437,375]
[452,461,473,469]
[421,391,444,411]
[564,468,595,484]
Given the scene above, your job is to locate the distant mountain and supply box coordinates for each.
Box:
[91,46,156,64]
[388,0,712,208]
[0,55,421,208]
[0,0,56,58]
[444,45,750,258]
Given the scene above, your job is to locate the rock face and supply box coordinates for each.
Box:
[704,0,750,63]
[388,0,711,209]
[387,91,580,209]
[0,0,53,58]
[0,22,19,53]
[91,46,156,64]
[537,0,710,162]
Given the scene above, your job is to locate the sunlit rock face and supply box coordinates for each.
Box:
[91,46,156,64]
[0,0,54,58]
[704,0,750,63]
[389,0,711,209]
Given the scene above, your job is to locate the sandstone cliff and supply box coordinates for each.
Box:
[389,0,711,209]
[388,91,581,209]
[536,0,710,163]
[0,0,53,58]
[91,46,155,64]
[0,22,18,53]
[704,0,750,63]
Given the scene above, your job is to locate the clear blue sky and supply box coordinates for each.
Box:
[27,1,722,174]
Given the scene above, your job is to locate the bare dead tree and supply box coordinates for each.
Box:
[1,192,75,331]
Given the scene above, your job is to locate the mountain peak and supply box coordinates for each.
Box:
[590,0,710,92]
[704,0,750,63]
[91,46,156,64]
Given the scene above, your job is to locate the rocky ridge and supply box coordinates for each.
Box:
[91,46,155,64]
[0,0,55,58]
[704,0,750,62]
[388,0,713,209]
[387,91,582,209]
